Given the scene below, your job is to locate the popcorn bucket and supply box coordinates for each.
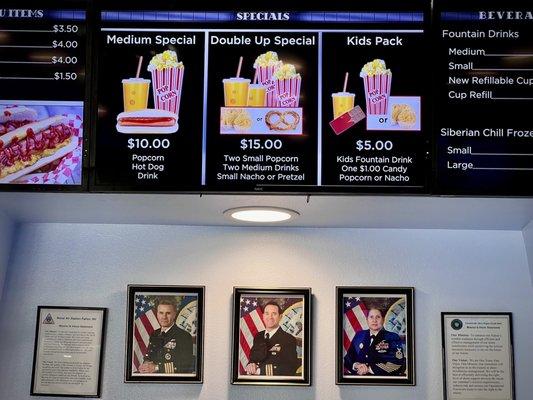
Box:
[150,66,184,117]
[361,73,392,115]
[254,65,278,107]
[274,77,301,108]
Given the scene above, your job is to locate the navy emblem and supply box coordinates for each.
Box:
[396,348,403,359]
[43,313,54,324]
[451,319,463,330]
[165,353,172,361]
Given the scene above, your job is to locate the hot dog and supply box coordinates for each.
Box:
[0,115,74,180]
[0,106,38,135]
[118,117,176,127]
[116,109,179,134]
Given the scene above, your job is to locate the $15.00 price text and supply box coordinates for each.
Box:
[240,139,282,150]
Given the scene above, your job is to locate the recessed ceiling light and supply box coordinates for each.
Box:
[224,207,299,223]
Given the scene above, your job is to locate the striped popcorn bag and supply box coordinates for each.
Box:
[150,66,185,117]
[361,73,392,115]
[254,65,279,107]
[274,77,301,108]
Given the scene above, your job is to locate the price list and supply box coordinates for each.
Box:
[0,4,86,186]
[0,9,86,101]
[435,0,533,195]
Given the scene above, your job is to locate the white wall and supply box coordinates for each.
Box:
[0,212,14,300]
[0,223,531,400]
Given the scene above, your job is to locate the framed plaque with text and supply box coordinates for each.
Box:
[441,312,515,400]
[31,306,107,397]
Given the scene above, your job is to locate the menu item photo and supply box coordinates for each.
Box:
[0,102,83,184]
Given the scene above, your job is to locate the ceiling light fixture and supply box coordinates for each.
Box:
[224,206,299,223]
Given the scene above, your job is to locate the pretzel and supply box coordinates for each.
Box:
[265,110,300,131]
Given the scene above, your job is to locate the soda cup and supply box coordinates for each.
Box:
[247,84,266,107]
[223,78,250,107]
[332,92,355,119]
[122,78,150,112]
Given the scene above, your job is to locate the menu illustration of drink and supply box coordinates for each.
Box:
[434,0,533,195]
[320,13,429,192]
[93,10,205,190]
[0,1,87,187]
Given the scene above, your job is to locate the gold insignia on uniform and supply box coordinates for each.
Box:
[164,362,174,373]
[165,353,172,361]
[396,348,403,359]
[376,362,401,373]
[359,343,364,349]
[265,363,274,376]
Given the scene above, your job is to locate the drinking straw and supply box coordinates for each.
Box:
[236,56,243,78]
[135,56,143,78]
[343,72,349,92]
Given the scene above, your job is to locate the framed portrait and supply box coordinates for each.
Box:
[231,287,311,386]
[336,287,415,385]
[30,306,107,398]
[442,312,515,400]
[124,285,204,383]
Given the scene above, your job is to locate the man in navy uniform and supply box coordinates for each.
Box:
[138,297,194,374]
[344,308,406,376]
[245,301,300,376]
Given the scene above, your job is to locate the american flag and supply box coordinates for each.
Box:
[238,297,265,375]
[343,297,369,356]
[132,295,160,372]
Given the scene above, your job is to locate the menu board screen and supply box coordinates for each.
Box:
[435,0,533,195]
[94,18,204,190]
[0,3,87,186]
[92,3,429,193]
[320,24,428,192]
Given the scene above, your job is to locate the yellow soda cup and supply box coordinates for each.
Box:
[332,92,355,119]
[223,78,250,107]
[122,78,150,112]
[247,84,266,107]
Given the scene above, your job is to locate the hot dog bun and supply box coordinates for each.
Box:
[0,115,67,147]
[0,106,38,123]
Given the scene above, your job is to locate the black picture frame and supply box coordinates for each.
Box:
[336,286,415,385]
[124,285,204,383]
[231,287,311,386]
[441,312,515,400]
[30,306,107,398]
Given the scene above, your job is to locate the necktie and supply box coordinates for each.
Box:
[265,332,270,340]
[370,334,376,345]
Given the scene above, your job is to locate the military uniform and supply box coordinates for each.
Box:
[144,324,194,373]
[344,329,406,376]
[248,328,300,376]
